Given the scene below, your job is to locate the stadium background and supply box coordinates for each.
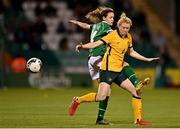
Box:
[0,0,180,128]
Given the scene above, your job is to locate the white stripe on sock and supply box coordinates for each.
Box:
[129,74,135,80]
[98,108,106,111]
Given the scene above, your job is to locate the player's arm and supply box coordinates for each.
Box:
[69,20,90,29]
[128,47,160,62]
[75,40,104,52]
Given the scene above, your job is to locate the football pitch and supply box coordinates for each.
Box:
[0,87,180,128]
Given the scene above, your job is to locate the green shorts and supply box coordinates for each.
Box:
[99,70,127,85]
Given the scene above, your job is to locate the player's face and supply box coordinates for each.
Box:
[103,12,114,26]
[119,22,131,36]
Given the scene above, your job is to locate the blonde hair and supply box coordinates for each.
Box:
[117,12,132,27]
[86,6,114,23]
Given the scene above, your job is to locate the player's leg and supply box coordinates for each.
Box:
[119,79,142,122]
[69,66,110,115]
[119,78,152,126]
[96,84,111,125]
[70,87,109,117]
[69,81,110,115]
[69,92,97,116]
[88,56,111,124]
[122,62,150,91]
[72,56,101,103]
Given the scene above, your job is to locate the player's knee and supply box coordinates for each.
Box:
[96,94,106,101]
[99,96,106,101]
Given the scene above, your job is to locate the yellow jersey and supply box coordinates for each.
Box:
[100,29,132,72]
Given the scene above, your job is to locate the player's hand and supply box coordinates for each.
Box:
[75,43,83,53]
[147,57,160,62]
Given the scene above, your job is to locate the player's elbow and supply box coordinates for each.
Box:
[128,50,135,57]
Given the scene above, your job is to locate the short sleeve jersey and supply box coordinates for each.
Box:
[100,29,132,72]
[89,21,111,56]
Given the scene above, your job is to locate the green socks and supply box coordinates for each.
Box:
[122,66,140,87]
[97,96,109,121]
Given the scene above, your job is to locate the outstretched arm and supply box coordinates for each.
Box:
[75,40,104,52]
[69,20,90,29]
[128,47,160,62]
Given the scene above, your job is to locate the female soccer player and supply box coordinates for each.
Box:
[69,7,115,125]
[70,12,159,126]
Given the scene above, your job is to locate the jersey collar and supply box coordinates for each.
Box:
[102,21,108,24]
[116,28,128,38]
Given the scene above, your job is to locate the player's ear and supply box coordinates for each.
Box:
[102,16,106,21]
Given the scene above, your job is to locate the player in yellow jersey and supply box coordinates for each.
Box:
[69,7,150,125]
[70,12,159,126]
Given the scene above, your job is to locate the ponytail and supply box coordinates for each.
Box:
[86,6,114,23]
[117,12,132,27]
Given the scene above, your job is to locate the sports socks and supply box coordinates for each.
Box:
[97,96,109,121]
[122,66,140,87]
[132,96,142,123]
[76,92,96,103]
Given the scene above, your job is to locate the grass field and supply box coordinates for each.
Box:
[0,87,180,128]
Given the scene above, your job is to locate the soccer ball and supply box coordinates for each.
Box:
[27,57,42,73]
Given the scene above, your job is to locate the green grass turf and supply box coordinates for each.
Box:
[0,87,180,128]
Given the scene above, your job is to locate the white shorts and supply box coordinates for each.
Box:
[88,56,103,80]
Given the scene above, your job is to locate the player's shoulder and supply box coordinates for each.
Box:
[94,21,103,26]
[110,29,119,35]
[105,29,116,36]
[127,32,132,37]
[92,22,105,29]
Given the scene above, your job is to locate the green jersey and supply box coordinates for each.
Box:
[89,21,111,56]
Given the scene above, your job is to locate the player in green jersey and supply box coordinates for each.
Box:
[69,7,114,125]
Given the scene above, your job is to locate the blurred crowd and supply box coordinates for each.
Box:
[0,0,158,51]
